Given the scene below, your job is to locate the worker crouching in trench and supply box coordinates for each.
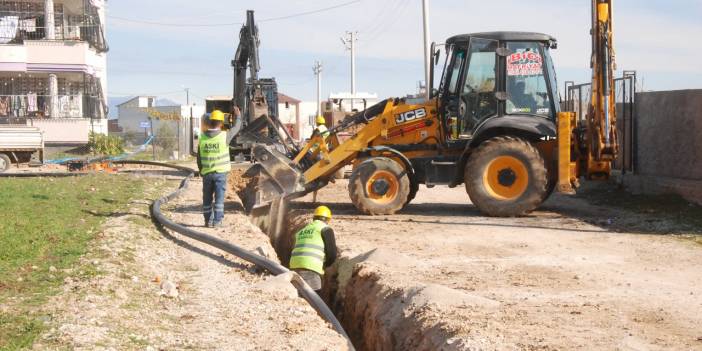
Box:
[289,206,338,293]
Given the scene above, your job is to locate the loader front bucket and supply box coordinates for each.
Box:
[236,144,306,214]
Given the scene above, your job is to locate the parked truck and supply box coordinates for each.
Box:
[0,126,44,172]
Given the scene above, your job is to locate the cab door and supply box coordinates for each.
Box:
[441,38,499,140]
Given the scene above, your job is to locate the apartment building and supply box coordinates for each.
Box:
[0,0,108,146]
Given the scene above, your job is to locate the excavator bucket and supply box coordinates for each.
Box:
[236,144,306,214]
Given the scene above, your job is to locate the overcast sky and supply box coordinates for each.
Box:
[106,0,702,105]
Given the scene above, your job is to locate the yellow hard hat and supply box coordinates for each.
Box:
[210,110,225,122]
[314,205,332,220]
[316,115,326,125]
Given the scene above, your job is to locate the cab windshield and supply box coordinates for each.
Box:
[505,42,555,118]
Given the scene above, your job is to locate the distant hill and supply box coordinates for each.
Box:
[107,96,182,119]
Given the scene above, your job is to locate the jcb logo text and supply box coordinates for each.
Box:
[396,108,427,124]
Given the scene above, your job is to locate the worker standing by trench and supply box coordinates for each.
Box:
[197,109,233,227]
[289,206,338,293]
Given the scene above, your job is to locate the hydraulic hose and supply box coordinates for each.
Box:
[2,160,354,350]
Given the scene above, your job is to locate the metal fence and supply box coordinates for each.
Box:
[563,72,637,173]
[114,119,192,161]
[0,94,104,118]
[0,72,107,123]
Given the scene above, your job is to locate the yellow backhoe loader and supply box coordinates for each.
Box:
[238,0,618,218]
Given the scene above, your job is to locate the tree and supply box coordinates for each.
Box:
[154,123,177,158]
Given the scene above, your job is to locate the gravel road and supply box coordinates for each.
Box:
[293,180,702,350]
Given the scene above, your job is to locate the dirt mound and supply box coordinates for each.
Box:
[229,168,259,213]
[326,260,470,351]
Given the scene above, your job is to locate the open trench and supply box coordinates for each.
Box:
[230,170,464,351]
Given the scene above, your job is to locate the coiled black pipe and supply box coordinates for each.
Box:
[2,160,355,350]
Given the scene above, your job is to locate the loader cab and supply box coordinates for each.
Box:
[437,32,560,144]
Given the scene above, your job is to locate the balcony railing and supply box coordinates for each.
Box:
[0,15,108,52]
[0,94,106,122]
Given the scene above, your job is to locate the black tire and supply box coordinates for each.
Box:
[349,157,410,215]
[464,136,548,217]
[0,154,11,173]
[542,155,557,202]
[406,179,419,205]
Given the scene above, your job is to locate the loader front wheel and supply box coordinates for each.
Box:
[465,136,547,217]
[349,157,410,215]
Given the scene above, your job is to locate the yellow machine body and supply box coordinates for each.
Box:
[243,1,618,217]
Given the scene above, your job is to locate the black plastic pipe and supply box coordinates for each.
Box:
[3,160,354,350]
[0,172,88,177]
[116,161,355,349]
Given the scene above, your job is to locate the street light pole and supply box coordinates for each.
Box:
[341,31,358,110]
[422,0,431,100]
[313,61,323,117]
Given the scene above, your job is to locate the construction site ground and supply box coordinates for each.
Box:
[10,164,702,350]
[290,179,702,350]
[25,168,347,351]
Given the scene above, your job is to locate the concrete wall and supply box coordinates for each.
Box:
[622,89,702,205]
[28,118,90,144]
[299,101,319,140]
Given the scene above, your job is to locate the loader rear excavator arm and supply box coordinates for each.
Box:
[232,10,260,115]
[558,0,618,193]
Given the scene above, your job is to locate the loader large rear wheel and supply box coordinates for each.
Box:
[349,157,410,215]
[465,136,547,217]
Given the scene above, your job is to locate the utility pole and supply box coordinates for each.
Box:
[185,88,190,105]
[422,0,431,100]
[313,61,323,117]
[341,31,358,110]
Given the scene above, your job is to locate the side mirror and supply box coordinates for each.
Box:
[431,42,441,66]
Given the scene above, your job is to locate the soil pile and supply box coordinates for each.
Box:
[229,168,259,213]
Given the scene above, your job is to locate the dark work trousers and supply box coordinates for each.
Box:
[202,172,227,225]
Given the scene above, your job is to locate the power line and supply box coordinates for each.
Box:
[108,89,185,96]
[359,0,403,39]
[259,0,361,22]
[360,0,410,46]
[187,91,209,101]
[107,15,240,27]
[109,68,224,77]
[108,0,361,28]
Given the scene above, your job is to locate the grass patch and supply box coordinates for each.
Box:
[0,174,152,349]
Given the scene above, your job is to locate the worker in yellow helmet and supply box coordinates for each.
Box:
[314,115,330,139]
[310,115,330,153]
[289,205,337,293]
[197,109,231,228]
